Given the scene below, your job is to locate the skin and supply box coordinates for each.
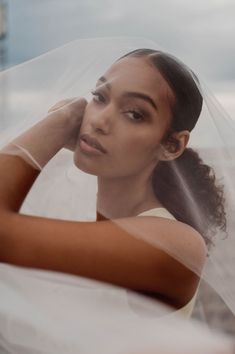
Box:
[0,56,207,309]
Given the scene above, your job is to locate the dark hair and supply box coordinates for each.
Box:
[121,49,226,246]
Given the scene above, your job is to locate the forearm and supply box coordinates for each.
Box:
[3,111,71,169]
[0,210,202,307]
[0,113,71,211]
[0,154,39,212]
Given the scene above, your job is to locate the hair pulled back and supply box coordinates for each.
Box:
[121,49,226,246]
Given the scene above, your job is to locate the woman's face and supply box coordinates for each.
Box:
[74,56,174,178]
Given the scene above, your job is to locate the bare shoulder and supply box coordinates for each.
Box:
[114,214,207,306]
[151,217,207,269]
[115,215,207,268]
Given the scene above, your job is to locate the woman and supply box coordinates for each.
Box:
[0,48,226,315]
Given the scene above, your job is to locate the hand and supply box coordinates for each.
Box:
[48,97,87,151]
[1,97,88,169]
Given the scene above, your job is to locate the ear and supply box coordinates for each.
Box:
[159,130,190,161]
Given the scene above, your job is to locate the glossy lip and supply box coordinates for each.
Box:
[79,133,107,154]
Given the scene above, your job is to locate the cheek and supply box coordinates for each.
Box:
[123,127,162,155]
[117,134,160,167]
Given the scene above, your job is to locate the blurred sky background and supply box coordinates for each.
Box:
[0,0,234,117]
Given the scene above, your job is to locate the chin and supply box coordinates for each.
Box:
[73,150,100,176]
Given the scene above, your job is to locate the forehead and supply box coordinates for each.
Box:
[102,56,174,103]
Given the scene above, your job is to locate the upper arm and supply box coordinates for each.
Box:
[0,211,206,307]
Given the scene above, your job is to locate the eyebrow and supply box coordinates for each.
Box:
[98,76,111,90]
[97,76,158,111]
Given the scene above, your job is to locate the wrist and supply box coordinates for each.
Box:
[9,113,69,168]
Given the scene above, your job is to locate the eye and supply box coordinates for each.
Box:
[125,110,144,123]
[91,90,106,103]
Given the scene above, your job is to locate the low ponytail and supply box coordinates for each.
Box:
[152,148,226,246]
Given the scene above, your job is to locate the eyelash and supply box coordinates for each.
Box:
[91,90,145,123]
[91,90,106,103]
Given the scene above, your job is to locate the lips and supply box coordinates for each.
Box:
[79,133,107,154]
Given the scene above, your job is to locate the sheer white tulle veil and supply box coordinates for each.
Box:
[0,37,235,353]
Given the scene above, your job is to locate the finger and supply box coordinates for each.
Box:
[69,97,88,113]
[48,98,77,113]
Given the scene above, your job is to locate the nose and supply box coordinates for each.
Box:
[90,104,114,135]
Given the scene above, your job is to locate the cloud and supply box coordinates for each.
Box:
[4,0,235,86]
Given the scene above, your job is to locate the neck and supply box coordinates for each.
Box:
[96,173,162,220]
